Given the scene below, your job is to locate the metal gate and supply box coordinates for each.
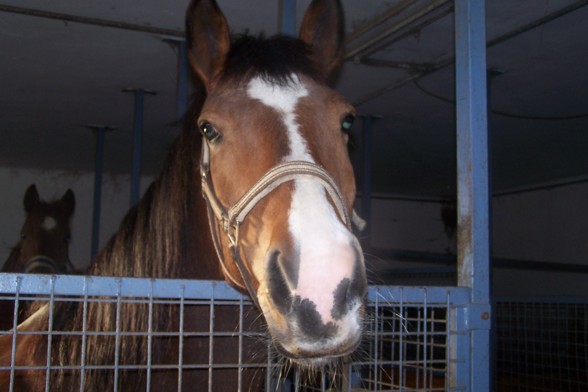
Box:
[0,273,486,391]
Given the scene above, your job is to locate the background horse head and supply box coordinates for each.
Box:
[188,0,367,366]
[0,184,75,332]
[2,184,75,275]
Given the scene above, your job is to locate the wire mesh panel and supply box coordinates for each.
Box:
[495,300,588,392]
[342,286,470,392]
[0,274,471,391]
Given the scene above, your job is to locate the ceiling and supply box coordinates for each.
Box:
[0,0,587,199]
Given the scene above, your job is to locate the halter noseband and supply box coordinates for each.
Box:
[24,255,70,274]
[200,141,355,308]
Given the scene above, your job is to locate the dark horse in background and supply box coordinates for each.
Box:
[0,0,367,390]
[0,184,75,331]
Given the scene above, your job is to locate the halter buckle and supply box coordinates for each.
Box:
[222,216,240,247]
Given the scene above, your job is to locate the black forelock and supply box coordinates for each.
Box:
[221,34,320,85]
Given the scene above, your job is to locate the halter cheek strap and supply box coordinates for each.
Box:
[200,141,363,308]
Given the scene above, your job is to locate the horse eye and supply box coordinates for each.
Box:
[199,121,220,142]
[64,235,71,244]
[20,233,26,240]
[341,114,355,133]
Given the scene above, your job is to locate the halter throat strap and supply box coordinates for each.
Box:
[200,142,352,307]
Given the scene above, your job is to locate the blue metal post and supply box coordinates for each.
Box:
[281,0,296,35]
[177,41,189,120]
[454,0,491,391]
[361,116,374,246]
[163,38,190,121]
[86,124,115,259]
[123,88,156,207]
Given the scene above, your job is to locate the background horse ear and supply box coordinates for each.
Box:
[299,0,345,77]
[23,184,39,214]
[185,0,231,91]
[60,189,76,217]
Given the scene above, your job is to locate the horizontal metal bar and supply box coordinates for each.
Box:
[368,285,470,305]
[0,273,472,307]
[369,248,588,274]
[0,4,183,37]
[0,274,243,299]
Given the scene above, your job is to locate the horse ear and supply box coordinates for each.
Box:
[61,189,76,217]
[24,184,39,213]
[185,0,231,91]
[299,0,345,77]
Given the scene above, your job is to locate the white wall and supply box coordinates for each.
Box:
[0,167,153,270]
[361,182,588,297]
[1,166,586,297]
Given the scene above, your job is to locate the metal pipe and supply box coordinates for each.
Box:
[344,0,451,61]
[345,0,417,44]
[0,4,183,37]
[352,0,588,106]
[454,1,490,391]
[163,38,190,121]
[122,88,156,207]
[86,124,116,259]
[455,0,490,299]
[352,4,454,62]
[370,248,588,274]
[280,0,296,36]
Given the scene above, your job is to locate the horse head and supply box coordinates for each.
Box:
[9,184,75,274]
[187,0,367,366]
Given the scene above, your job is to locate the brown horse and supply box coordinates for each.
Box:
[0,184,75,331]
[0,0,366,390]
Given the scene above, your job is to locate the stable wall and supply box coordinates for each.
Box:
[361,181,588,297]
[1,166,586,297]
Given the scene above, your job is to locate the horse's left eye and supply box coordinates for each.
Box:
[341,114,355,133]
[199,121,220,142]
[64,235,71,244]
[20,233,26,240]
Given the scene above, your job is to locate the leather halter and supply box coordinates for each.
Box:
[24,255,69,274]
[200,141,355,308]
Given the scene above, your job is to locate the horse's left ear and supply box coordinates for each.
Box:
[185,0,231,91]
[24,184,39,214]
[299,0,345,77]
[61,189,76,217]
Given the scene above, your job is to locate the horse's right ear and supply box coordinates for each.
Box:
[61,189,76,217]
[299,0,345,77]
[24,184,39,214]
[186,0,231,91]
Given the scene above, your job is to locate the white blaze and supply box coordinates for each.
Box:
[42,216,57,231]
[247,75,356,324]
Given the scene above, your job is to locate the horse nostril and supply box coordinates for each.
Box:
[267,251,294,314]
[293,297,338,340]
[332,278,352,320]
[332,259,367,320]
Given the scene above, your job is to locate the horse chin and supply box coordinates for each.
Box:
[261,301,364,369]
[273,339,360,369]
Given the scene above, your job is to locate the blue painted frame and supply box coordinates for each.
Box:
[454,0,491,390]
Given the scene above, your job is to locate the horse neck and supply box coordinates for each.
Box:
[88,131,221,281]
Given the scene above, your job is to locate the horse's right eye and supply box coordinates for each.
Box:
[20,233,26,240]
[199,121,221,142]
[341,114,355,133]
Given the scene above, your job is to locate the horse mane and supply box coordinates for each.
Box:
[38,97,213,390]
[221,34,321,85]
